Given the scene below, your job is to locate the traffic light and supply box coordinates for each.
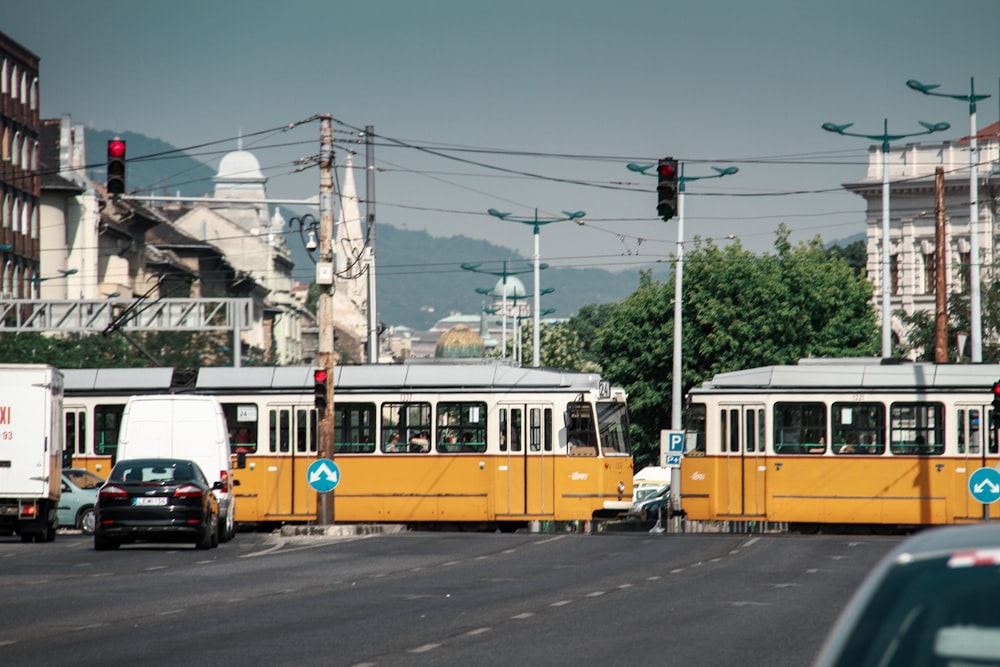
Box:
[106,138,127,196]
[656,157,678,220]
[992,381,1000,413]
[314,368,329,413]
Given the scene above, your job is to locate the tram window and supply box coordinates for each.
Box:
[544,408,553,452]
[269,409,291,453]
[832,402,885,455]
[510,409,522,452]
[991,409,999,454]
[381,402,431,454]
[334,402,376,454]
[65,409,86,455]
[745,409,756,452]
[295,409,310,452]
[729,410,739,452]
[499,408,508,452]
[529,408,541,451]
[957,408,984,455]
[890,402,944,456]
[95,404,124,458]
[222,403,258,454]
[684,402,706,456]
[566,402,597,456]
[436,401,486,453]
[773,402,826,454]
[598,402,630,456]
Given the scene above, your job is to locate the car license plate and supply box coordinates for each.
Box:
[133,497,168,506]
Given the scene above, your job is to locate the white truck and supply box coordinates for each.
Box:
[0,364,64,542]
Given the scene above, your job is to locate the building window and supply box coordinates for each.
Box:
[890,253,900,295]
[958,251,971,293]
[923,251,936,295]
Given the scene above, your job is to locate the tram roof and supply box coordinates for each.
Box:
[63,367,176,393]
[697,359,1000,392]
[334,363,602,392]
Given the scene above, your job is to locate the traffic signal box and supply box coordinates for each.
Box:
[656,157,678,221]
[314,368,329,413]
[106,139,127,196]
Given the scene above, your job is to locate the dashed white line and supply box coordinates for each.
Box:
[409,643,441,653]
[550,600,573,607]
[586,591,606,598]
[465,627,491,636]
[511,612,535,619]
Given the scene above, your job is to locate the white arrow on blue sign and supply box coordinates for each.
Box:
[307,458,341,493]
[969,467,1000,504]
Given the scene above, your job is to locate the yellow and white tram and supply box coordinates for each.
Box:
[63,362,634,529]
[680,359,1000,530]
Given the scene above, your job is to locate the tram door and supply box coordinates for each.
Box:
[719,404,766,518]
[266,404,318,519]
[956,405,995,521]
[496,404,554,518]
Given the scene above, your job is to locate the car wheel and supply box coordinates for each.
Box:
[78,507,96,535]
[196,515,216,550]
[94,533,119,551]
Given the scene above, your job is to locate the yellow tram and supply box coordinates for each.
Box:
[680,359,1000,530]
[64,362,634,529]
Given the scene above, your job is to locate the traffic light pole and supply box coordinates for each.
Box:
[317,115,336,525]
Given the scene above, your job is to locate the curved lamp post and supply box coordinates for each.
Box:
[907,79,991,363]
[463,260,541,359]
[291,214,320,264]
[822,119,951,358]
[626,162,739,430]
[487,208,584,367]
[27,268,78,285]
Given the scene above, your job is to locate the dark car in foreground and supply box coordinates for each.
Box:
[813,523,1000,667]
[94,458,220,551]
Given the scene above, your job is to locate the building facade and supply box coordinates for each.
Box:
[0,31,40,298]
[845,123,1000,355]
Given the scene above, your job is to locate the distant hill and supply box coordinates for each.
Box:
[83,129,651,330]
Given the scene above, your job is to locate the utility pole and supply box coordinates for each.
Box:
[364,125,379,363]
[317,115,335,524]
[934,167,948,363]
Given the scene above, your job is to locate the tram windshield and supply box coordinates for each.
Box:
[597,401,631,456]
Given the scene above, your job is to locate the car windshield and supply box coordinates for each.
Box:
[635,486,667,502]
[111,460,197,484]
[65,469,104,489]
[828,551,1000,667]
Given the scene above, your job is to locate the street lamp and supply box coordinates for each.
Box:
[27,268,78,285]
[627,161,739,430]
[907,78,992,363]
[822,119,951,358]
[479,286,553,363]
[487,208,584,367]
[463,260,541,359]
[291,214,320,263]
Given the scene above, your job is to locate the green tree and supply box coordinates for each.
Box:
[595,226,879,466]
[515,321,600,372]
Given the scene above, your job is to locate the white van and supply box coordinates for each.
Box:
[118,395,237,542]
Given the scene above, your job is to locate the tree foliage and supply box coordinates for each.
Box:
[897,278,1000,362]
[590,227,879,466]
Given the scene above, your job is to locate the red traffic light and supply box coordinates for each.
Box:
[657,162,676,179]
[107,140,126,158]
[314,369,328,384]
[992,381,1000,397]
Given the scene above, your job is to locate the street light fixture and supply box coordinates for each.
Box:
[487,208,584,367]
[291,214,320,262]
[463,260,541,359]
[822,118,951,358]
[907,78,991,363]
[27,268,78,285]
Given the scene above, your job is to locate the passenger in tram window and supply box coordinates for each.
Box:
[409,431,430,453]
[384,431,401,453]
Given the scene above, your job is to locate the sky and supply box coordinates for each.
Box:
[6,0,1000,275]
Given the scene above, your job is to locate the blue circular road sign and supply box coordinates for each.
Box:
[307,458,341,493]
[969,467,1000,504]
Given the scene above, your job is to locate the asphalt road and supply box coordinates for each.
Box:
[0,528,900,667]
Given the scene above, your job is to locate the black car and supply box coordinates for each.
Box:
[94,458,220,551]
